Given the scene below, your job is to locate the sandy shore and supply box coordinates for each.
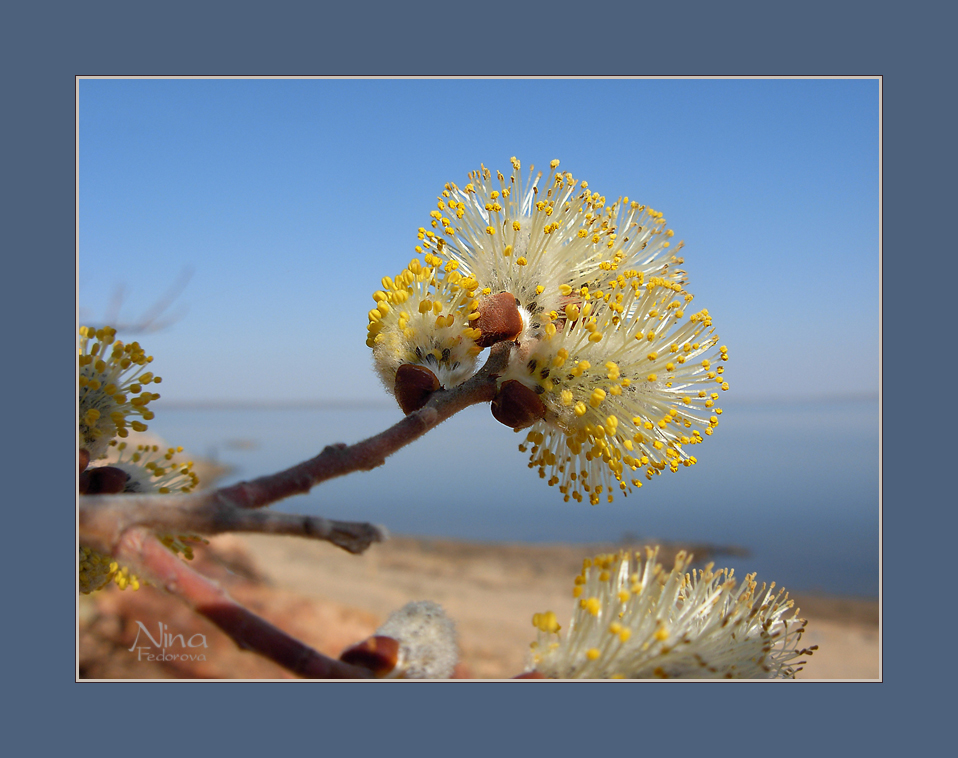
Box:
[79,532,878,680]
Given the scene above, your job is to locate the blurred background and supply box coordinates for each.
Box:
[78,78,879,597]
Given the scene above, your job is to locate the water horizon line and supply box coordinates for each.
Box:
[156,390,879,411]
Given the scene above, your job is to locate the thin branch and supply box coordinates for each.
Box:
[216,340,513,507]
[79,499,386,556]
[80,343,516,679]
[115,527,374,679]
[132,266,194,331]
[86,266,194,335]
[79,341,514,554]
[103,282,126,327]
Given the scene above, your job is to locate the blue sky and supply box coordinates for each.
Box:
[79,78,879,404]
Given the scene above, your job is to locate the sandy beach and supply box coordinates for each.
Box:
[78,531,879,680]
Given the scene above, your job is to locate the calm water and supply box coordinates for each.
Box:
[149,398,880,597]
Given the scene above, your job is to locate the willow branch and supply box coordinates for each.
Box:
[89,266,194,335]
[79,341,513,554]
[216,340,513,507]
[79,499,386,556]
[115,527,373,679]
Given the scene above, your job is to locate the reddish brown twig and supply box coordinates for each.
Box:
[114,527,374,679]
[79,341,513,555]
[79,498,386,557]
[213,340,513,508]
[80,344,515,678]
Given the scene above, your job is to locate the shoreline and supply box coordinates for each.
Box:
[80,532,878,679]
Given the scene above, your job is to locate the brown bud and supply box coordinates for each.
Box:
[394,364,441,415]
[474,292,523,348]
[491,380,547,430]
[513,670,548,679]
[83,466,130,495]
[79,449,90,474]
[339,635,401,677]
